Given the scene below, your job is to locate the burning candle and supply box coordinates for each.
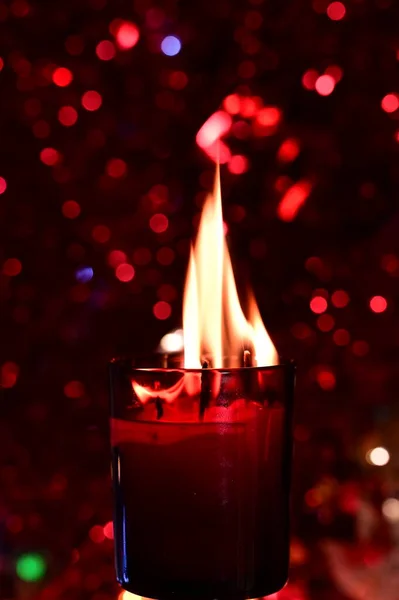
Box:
[110,167,295,600]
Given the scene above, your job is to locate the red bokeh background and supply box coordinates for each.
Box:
[1,0,398,598]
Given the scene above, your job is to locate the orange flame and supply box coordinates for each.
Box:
[183,166,278,368]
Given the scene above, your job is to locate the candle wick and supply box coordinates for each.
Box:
[154,397,163,420]
[243,350,252,368]
[154,380,163,419]
[199,360,211,419]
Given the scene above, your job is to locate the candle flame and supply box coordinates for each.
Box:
[183,166,278,368]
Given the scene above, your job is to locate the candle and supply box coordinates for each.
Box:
[110,164,295,599]
[110,363,294,600]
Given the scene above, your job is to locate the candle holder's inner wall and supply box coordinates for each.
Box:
[110,360,295,600]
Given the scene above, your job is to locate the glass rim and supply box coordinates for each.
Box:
[109,355,295,375]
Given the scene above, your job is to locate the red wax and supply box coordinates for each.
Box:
[111,401,289,600]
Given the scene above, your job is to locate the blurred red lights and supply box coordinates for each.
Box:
[40,147,61,166]
[238,60,256,79]
[148,184,168,206]
[315,74,335,96]
[168,71,188,90]
[107,250,127,267]
[62,200,81,219]
[103,521,114,540]
[196,111,232,149]
[150,213,169,233]
[302,69,319,90]
[310,296,328,314]
[64,380,85,398]
[256,107,281,127]
[317,369,336,391]
[277,138,300,163]
[331,290,349,308]
[232,120,251,140]
[352,340,369,356]
[153,300,172,320]
[381,254,399,274]
[0,58,3,72]
[240,97,257,118]
[381,93,399,113]
[133,247,152,265]
[291,322,312,340]
[146,7,165,29]
[202,140,231,164]
[369,295,387,313]
[96,40,116,61]
[115,263,135,282]
[81,91,102,111]
[11,0,30,17]
[92,225,110,243]
[223,94,241,115]
[157,284,177,302]
[65,35,85,56]
[305,488,322,508]
[245,9,263,29]
[58,106,78,127]
[326,2,346,20]
[52,67,73,87]
[70,284,90,303]
[277,181,312,222]
[6,515,23,533]
[106,158,127,178]
[229,204,246,222]
[325,65,343,82]
[333,329,350,346]
[0,177,7,194]
[1,362,20,388]
[89,525,105,544]
[156,247,175,265]
[24,98,41,117]
[115,21,140,50]
[228,155,249,174]
[33,120,50,139]
[3,258,22,276]
[317,314,335,332]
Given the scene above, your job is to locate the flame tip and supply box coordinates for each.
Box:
[183,166,277,369]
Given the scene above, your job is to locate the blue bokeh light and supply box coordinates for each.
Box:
[75,266,94,283]
[161,36,181,56]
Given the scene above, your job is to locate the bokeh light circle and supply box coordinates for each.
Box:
[382,498,399,523]
[315,74,335,96]
[310,296,328,314]
[381,94,399,113]
[150,213,169,233]
[153,301,172,320]
[369,295,387,313]
[116,22,140,50]
[81,91,102,111]
[58,106,78,127]
[366,447,390,466]
[326,2,346,20]
[0,177,7,194]
[16,553,47,582]
[115,263,135,282]
[96,40,116,60]
[161,36,181,56]
[52,67,73,87]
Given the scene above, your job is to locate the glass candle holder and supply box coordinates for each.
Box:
[109,358,295,600]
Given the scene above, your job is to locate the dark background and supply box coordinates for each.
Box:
[1,0,398,598]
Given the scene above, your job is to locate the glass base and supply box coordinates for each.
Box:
[118,574,289,600]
